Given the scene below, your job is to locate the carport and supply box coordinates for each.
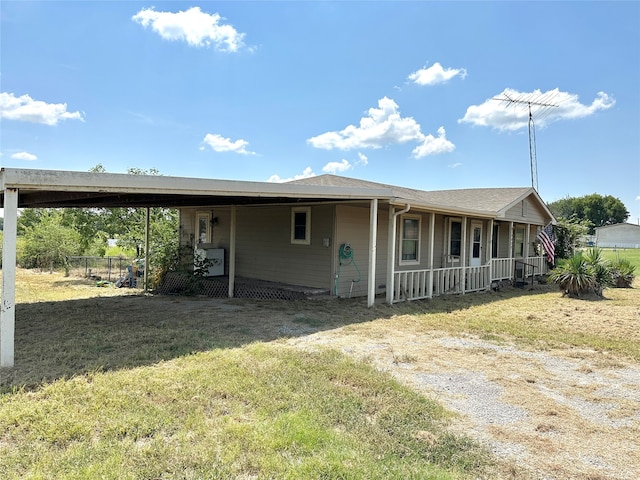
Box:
[1,168,389,367]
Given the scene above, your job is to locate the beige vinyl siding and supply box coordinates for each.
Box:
[503,195,547,225]
[432,215,447,268]
[496,223,511,258]
[233,204,334,289]
[334,204,388,298]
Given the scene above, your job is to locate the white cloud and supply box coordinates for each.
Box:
[448,162,462,169]
[459,88,616,131]
[307,97,425,151]
[201,133,256,155]
[11,151,37,161]
[357,152,368,166]
[132,6,245,52]
[408,62,467,86]
[0,92,84,125]
[412,127,455,158]
[267,167,316,183]
[322,159,352,174]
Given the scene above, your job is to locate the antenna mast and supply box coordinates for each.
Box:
[493,93,559,191]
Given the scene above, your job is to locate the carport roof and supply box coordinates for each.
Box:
[0,168,553,221]
[0,168,391,208]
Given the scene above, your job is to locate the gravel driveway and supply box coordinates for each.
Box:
[288,326,640,479]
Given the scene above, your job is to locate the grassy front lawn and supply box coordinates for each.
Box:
[0,270,488,479]
[1,266,638,479]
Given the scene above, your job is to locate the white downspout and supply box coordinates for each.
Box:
[386,204,410,304]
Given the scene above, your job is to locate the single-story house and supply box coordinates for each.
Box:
[595,223,640,249]
[177,175,555,304]
[0,168,555,367]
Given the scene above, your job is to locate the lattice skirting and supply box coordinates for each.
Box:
[157,272,308,300]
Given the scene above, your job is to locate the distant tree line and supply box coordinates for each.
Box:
[548,193,629,259]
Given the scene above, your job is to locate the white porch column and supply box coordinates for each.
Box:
[228,206,236,298]
[461,216,467,295]
[1,188,18,367]
[367,199,378,308]
[508,221,514,258]
[487,219,494,284]
[508,221,515,281]
[386,206,396,304]
[144,207,150,292]
[428,212,435,299]
[524,223,531,262]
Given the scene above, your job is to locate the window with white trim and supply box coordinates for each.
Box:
[291,207,311,245]
[196,211,210,245]
[400,215,420,264]
[449,219,462,257]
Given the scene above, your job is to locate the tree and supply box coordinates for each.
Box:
[554,216,593,259]
[549,194,629,234]
[15,166,178,285]
[19,210,82,270]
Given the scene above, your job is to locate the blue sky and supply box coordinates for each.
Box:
[1,1,639,222]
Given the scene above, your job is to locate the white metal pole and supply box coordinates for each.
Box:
[144,207,150,291]
[1,188,18,367]
[228,206,236,298]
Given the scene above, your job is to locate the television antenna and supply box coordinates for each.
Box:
[493,92,559,191]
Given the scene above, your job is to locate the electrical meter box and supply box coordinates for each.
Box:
[194,245,225,276]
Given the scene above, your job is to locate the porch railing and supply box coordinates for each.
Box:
[393,256,548,302]
[491,258,513,280]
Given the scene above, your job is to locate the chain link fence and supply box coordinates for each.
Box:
[67,256,136,283]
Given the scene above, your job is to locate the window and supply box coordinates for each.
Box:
[492,223,499,258]
[449,220,462,256]
[400,216,420,264]
[291,207,311,245]
[514,226,525,257]
[196,212,210,244]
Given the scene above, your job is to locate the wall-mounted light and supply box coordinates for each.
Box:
[323,237,331,248]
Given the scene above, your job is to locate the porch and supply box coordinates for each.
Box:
[392,256,548,302]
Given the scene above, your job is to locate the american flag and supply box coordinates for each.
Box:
[537,223,555,265]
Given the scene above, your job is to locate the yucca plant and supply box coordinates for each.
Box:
[610,258,636,288]
[583,247,614,296]
[548,252,596,297]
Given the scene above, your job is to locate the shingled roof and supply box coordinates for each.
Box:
[289,174,541,217]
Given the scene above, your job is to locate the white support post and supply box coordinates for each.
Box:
[228,206,236,298]
[428,212,435,298]
[487,219,494,285]
[461,216,467,295]
[144,207,150,292]
[1,188,18,368]
[367,199,378,308]
[524,223,530,260]
[386,206,396,304]
[508,221,514,259]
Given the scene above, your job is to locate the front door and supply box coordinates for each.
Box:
[470,223,482,267]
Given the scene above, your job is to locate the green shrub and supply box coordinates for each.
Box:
[610,258,636,288]
[548,252,596,297]
[549,247,634,297]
